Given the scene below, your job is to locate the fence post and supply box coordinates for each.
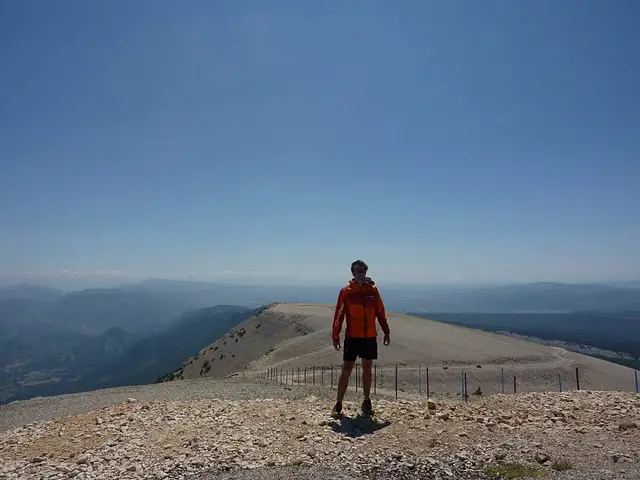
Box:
[464,372,468,402]
[331,364,334,389]
[461,369,465,399]
[321,366,324,387]
[395,365,398,398]
[374,364,377,394]
[313,366,316,386]
[635,370,638,394]
[418,364,422,395]
[558,373,562,392]
[513,375,517,394]
[501,367,505,394]
[426,367,430,398]
[575,367,580,391]
[304,366,307,386]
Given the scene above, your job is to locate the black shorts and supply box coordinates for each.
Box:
[343,337,378,362]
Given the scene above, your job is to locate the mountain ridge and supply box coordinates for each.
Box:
[158,303,637,396]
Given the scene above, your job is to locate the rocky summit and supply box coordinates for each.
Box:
[0,388,639,480]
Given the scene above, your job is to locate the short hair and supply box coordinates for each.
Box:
[351,259,368,273]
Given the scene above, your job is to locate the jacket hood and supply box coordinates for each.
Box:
[349,277,376,287]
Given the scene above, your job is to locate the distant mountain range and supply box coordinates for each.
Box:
[0,299,253,403]
[1,279,639,404]
[394,282,640,313]
[2,279,639,314]
[78,305,252,391]
[411,311,640,370]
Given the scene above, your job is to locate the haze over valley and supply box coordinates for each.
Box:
[1,279,639,404]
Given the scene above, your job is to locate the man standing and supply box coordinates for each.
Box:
[332,259,390,416]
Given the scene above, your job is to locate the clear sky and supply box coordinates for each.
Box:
[1,0,639,286]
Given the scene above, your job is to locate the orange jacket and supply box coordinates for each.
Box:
[333,277,390,340]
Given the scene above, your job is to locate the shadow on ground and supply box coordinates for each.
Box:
[330,413,392,438]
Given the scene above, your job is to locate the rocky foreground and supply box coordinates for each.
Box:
[0,388,639,480]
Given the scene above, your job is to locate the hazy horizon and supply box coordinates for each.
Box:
[2,1,639,286]
[2,271,640,293]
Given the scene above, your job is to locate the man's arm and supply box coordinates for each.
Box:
[375,288,390,336]
[332,288,346,341]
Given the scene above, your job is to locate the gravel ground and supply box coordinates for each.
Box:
[2,377,639,480]
[187,466,625,480]
[187,466,362,480]
[0,376,404,433]
[186,465,490,480]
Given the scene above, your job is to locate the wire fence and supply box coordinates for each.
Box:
[253,363,640,401]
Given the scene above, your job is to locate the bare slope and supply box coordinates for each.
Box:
[165,303,636,395]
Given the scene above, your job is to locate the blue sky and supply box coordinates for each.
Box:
[1,0,639,286]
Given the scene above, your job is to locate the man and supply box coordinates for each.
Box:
[332,259,390,416]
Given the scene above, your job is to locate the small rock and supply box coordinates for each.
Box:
[612,453,627,463]
[427,398,437,410]
[126,398,137,403]
[535,452,551,464]
[436,412,450,421]
[127,465,137,472]
[76,455,89,465]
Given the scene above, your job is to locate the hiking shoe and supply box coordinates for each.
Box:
[361,398,373,415]
[332,401,342,417]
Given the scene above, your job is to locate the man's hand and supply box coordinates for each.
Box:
[383,333,390,346]
[333,338,341,351]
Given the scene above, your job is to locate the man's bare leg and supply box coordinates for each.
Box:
[336,361,354,404]
[362,359,373,400]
